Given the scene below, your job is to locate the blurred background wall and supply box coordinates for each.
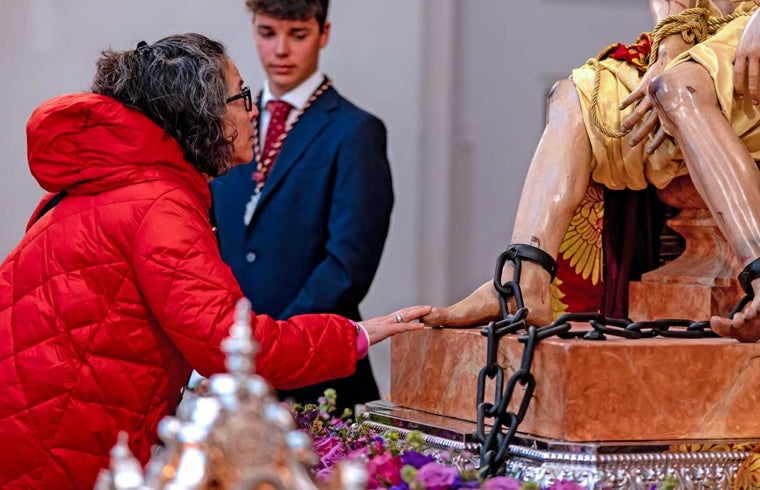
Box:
[0,0,652,396]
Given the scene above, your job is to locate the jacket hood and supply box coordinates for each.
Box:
[26,93,210,207]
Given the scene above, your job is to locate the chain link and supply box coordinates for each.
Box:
[476,249,751,477]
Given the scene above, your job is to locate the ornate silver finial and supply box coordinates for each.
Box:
[221,297,258,377]
[94,432,145,490]
[98,297,367,490]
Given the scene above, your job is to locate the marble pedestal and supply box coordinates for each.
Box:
[628,176,744,322]
[390,328,760,442]
[627,208,744,321]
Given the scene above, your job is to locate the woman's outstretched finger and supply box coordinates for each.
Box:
[393,305,433,323]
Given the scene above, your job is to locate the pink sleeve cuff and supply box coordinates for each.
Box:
[350,320,370,359]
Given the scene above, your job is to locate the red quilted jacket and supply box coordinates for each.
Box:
[0,93,358,489]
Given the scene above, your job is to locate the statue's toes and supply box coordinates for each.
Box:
[734,316,760,343]
[710,315,734,338]
[710,315,760,343]
[421,307,449,327]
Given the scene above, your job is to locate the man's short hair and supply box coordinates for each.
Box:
[246,0,329,31]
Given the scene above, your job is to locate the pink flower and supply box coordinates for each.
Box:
[415,462,459,490]
[314,436,343,458]
[319,443,347,470]
[481,476,523,490]
[367,452,402,489]
[347,445,370,460]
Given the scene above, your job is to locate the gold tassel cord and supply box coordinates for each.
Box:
[588,57,629,139]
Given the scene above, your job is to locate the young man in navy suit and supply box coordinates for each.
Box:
[211,0,393,413]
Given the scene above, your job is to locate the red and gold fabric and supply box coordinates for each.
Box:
[670,442,760,489]
[551,185,605,317]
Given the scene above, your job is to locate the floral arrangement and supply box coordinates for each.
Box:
[293,390,593,490]
[293,390,760,490]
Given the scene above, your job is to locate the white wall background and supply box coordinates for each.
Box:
[0,1,652,397]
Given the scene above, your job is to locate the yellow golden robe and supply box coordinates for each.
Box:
[571,1,760,191]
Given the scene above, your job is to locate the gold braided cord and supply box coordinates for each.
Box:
[648,7,711,65]
[588,58,629,138]
[590,0,758,139]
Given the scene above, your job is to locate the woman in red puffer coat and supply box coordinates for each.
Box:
[0,33,429,489]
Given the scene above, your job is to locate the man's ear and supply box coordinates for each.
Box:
[320,21,331,49]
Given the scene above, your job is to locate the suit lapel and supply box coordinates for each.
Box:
[248,87,340,226]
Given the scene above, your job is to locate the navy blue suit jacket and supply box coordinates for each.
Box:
[211,86,393,409]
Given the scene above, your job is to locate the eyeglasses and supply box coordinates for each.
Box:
[226,86,252,112]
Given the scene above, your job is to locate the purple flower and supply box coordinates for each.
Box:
[368,435,386,454]
[315,466,334,484]
[401,450,435,469]
[319,442,348,470]
[390,483,410,490]
[415,462,459,490]
[481,476,523,490]
[548,481,584,490]
[456,478,481,489]
[329,418,348,430]
[296,405,320,428]
[346,445,370,460]
[348,436,369,452]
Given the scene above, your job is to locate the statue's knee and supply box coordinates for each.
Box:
[648,70,683,115]
[547,79,577,106]
[648,65,713,120]
[546,79,583,126]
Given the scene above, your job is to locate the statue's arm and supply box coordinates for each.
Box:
[735,7,760,102]
[649,0,698,24]
[620,0,704,151]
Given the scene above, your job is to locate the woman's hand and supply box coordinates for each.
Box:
[734,9,760,104]
[360,305,432,345]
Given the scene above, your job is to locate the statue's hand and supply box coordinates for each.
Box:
[619,57,669,154]
[619,32,693,154]
[734,8,760,104]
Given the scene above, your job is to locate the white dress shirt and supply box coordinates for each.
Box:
[244,70,325,226]
[259,70,325,149]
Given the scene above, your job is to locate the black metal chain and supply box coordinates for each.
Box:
[475,248,754,477]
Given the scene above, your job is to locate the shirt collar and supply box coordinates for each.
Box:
[261,70,325,112]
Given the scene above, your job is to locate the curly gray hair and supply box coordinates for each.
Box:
[91,33,233,177]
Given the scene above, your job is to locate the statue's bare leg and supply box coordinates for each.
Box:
[423,80,592,327]
[650,62,760,342]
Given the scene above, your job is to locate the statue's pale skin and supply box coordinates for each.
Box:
[423,0,760,342]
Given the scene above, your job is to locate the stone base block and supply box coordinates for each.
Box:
[391,328,760,442]
[628,281,742,322]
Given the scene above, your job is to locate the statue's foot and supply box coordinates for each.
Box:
[513,264,554,326]
[710,295,760,343]
[421,281,502,327]
[421,262,554,327]
[711,263,760,342]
